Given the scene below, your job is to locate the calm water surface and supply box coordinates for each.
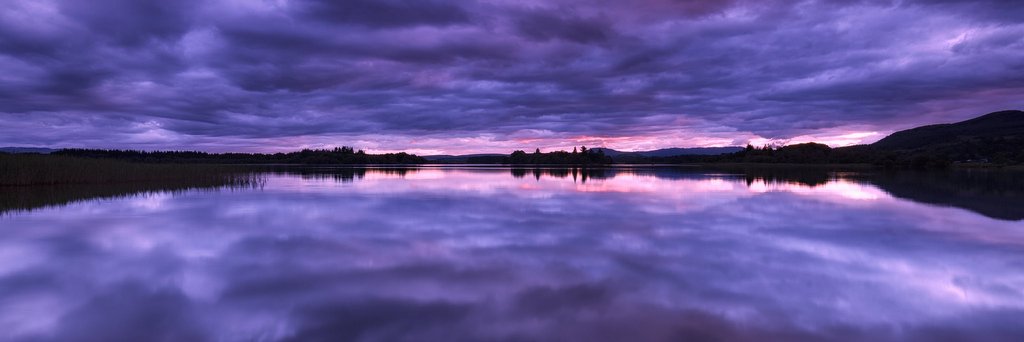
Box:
[1,166,1023,341]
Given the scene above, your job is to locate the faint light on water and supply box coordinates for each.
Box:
[127,192,172,210]
[746,179,888,201]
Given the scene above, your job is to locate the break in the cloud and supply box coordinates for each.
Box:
[0,0,1022,154]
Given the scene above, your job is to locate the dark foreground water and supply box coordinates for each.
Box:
[1,166,1023,341]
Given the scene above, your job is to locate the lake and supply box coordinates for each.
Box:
[1,166,1023,341]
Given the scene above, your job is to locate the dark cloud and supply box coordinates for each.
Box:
[904,0,1024,23]
[283,299,472,342]
[299,0,472,28]
[57,0,199,47]
[513,283,615,314]
[0,0,1021,152]
[513,9,614,43]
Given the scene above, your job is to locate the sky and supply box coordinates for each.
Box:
[0,0,1022,155]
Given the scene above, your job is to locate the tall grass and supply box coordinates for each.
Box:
[0,153,261,186]
[0,153,265,214]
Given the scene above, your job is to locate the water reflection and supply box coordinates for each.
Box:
[266,166,419,183]
[866,170,1024,221]
[1,167,1023,341]
[0,177,265,215]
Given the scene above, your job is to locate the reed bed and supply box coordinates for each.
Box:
[0,153,265,214]
[0,153,262,186]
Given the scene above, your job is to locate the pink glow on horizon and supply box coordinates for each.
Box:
[747,131,882,148]
[43,126,891,155]
[328,129,886,155]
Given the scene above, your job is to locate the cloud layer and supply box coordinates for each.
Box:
[1,0,1022,153]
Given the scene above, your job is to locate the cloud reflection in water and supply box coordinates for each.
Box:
[1,167,1022,341]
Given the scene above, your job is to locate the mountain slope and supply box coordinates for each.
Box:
[872,110,1024,150]
[865,110,1024,164]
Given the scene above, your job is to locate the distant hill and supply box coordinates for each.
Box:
[866,110,1024,164]
[592,147,743,157]
[0,147,55,154]
[622,110,1023,167]
[873,110,1024,150]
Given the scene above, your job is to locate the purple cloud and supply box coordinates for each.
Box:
[0,0,1021,153]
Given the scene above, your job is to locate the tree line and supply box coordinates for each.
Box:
[52,147,428,164]
[502,146,613,165]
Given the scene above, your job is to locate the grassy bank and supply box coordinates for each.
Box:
[0,153,261,186]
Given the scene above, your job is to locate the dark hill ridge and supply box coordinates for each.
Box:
[872,110,1024,150]
[625,110,1024,167]
[860,110,1024,165]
